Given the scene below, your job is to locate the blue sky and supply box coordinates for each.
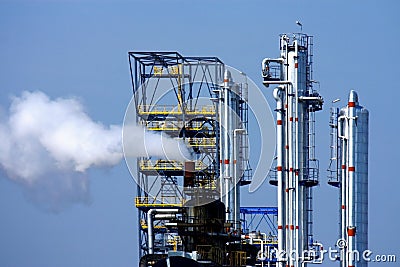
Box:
[0,0,399,266]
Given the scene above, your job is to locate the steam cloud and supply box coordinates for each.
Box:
[0,91,191,211]
[123,125,192,161]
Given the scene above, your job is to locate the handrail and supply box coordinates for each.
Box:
[138,105,215,115]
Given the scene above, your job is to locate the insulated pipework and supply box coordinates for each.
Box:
[263,33,323,267]
[220,69,242,227]
[329,90,369,267]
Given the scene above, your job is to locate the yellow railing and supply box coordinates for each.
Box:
[140,219,167,229]
[143,119,214,132]
[187,137,216,147]
[249,240,278,245]
[153,66,163,76]
[139,160,182,171]
[135,196,185,207]
[201,180,218,190]
[139,160,208,171]
[145,120,181,131]
[138,105,215,116]
[145,121,205,131]
[153,65,180,76]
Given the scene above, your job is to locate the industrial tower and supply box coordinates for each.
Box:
[262,33,324,267]
[128,52,264,266]
[328,91,369,267]
[127,34,369,267]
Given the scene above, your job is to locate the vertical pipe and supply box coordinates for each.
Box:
[298,90,305,264]
[288,64,294,267]
[223,69,233,222]
[219,68,225,210]
[233,128,237,231]
[347,91,357,267]
[234,128,245,231]
[228,85,237,226]
[294,54,301,267]
[147,209,179,255]
[266,34,323,267]
[338,116,347,267]
[224,85,230,221]
[274,86,285,267]
[282,37,290,266]
[288,45,297,267]
[219,87,224,202]
[147,209,154,254]
[137,183,142,258]
[292,38,301,267]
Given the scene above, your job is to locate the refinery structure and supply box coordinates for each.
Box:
[127,32,369,267]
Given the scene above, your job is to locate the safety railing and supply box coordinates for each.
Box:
[138,105,215,116]
[135,196,185,207]
[187,137,216,147]
[139,160,208,171]
[144,120,211,132]
[145,120,181,131]
[140,219,166,229]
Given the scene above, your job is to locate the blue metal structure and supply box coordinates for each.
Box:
[240,207,278,236]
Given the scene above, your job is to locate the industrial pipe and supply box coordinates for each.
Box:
[233,128,246,231]
[347,90,358,267]
[222,69,233,221]
[273,85,285,266]
[338,115,348,267]
[147,209,179,254]
[262,57,284,69]
[253,238,265,267]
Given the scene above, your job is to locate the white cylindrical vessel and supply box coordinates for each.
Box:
[264,33,323,267]
[274,86,286,266]
[223,69,232,221]
[337,90,369,267]
[220,69,242,227]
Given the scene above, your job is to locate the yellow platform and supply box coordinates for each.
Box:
[139,160,208,171]
[138,105,215,116]
[135,196,185,208]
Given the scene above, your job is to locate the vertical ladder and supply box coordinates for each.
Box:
[328,107,341,185]
[306,187,314,246]
[239,82,252,182]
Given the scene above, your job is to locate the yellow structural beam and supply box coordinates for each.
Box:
[153,66,163,76]
[135,196,185,207]
[146,126,207,131]
[139,160,208,171]
[138,105,215,116]
[144,120,214,132]
[140,224,166,230]
[140,219,169,230]
[187,137,216,147]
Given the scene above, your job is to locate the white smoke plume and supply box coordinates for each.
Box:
[123,125,193,161]
[0,91,191,211]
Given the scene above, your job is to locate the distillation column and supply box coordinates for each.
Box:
[262,33,323,267]
[219,69,242,229]
[330,90,369,267]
